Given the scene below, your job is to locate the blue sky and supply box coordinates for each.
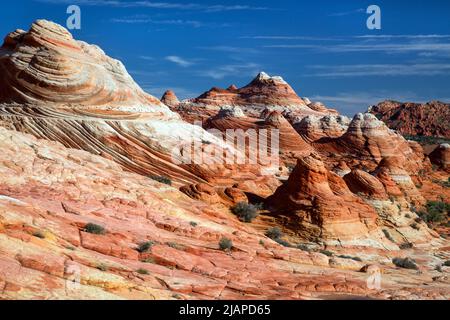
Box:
[1,0,450,115]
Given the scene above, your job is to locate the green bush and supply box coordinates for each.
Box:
[219,237,233,251]
[137,241,155,253]
[190,221,198,227]
[418,200,449,224]
[443,260,450,267]
[84,223,106,235]
[392,257,418,270]
[320,250,334,257]
[399,243,414,250]
[137,268,149,275]
[265,227,283,240]
[275,238,291,247]
[231,202,259,223]
[383,229,395,242]
[338,255,362,262]
[150,175,172,186]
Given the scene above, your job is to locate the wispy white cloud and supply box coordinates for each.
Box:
[264,42,450,57]
[198,63,261,80]
[197,46,258,54]
[328,8,364,17]
[240,35,341,41]
[306,64,450,77]
[36,0,268,12]
[355,34,450,39]
[165,55,194,67]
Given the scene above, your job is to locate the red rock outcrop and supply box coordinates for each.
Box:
[369,100,450,138]
[265,154,381,245]
[429,144,450,172]
[161,90,180,108]
[373,156,425,206]
[316,113,424,173]
[343,170,388,200]
[183,72,337,118]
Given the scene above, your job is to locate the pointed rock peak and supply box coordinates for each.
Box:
[161,90,180,108]
[349,113,385,129]
[252,71,287,84]
[227,84,238,91]
[264,110,289,127]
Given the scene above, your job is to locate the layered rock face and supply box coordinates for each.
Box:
[369,100,450,138]
[294,115,350,142]
[2,127,447,300]
[429,144,450,172]
[317,113,423,173]
[161,90,180,108]
[183,72,337,118]
[0,20,260,186]
[266,154,382,246]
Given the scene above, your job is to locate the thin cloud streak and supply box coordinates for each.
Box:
[36,0,269,12]
[306,64,450,77]
[165,55,194,67]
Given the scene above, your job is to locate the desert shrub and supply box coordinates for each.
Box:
[96,263,108,271]
[231,202,259,223]
[219,237,233,251]
[320,250,334,257]
[190,221,198,227]
[296,244,312,252]
[418,201,449,224]
[150,175,172,186]
[405,213,412,219]
[265,227,283,240]
[338,255,362,262]
[167,242,184,250]
[141,257,156,264]
[392,257,418,270]
[399,243,414,250]
[383,229,395,242]
[84,223,106,235]
[443,260,450,267]
[32,231,45,239]
[275,238,291,247]
[137,268,149,275]
[411,223,420,230]
[137,241,155,253]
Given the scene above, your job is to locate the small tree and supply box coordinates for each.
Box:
[265,227,283,240]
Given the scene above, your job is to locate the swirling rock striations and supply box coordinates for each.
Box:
[429,144,450,172]
[266,154,381,245]
[182,72,338,118]
[0,20,261,186]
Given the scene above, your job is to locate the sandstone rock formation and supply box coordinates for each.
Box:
[182,72,338,118]
[429,144,450,172]
[294,115,350,142]
[3,127,447,300]
[316,113,423,173]
[369,100,450,138]
[0,20,260,187]
[265,154,383,246]
[161,90,180,108]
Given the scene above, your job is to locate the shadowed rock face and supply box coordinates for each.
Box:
[0,20,262,186]
[429,144,450,172]
[369,100,450,138]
